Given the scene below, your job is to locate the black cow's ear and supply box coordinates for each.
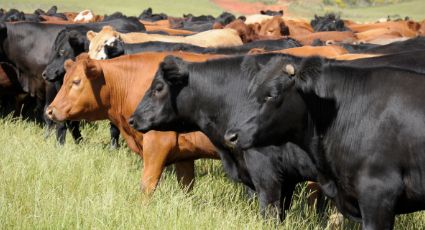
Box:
[68,30,87,49]
[241,55,261,77]
[160,56,189,86]
[297,56,323,81]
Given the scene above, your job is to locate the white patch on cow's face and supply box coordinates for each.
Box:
[74,10,94,23]
[89,36,118,60]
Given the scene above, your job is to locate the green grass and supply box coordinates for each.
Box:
[0,117,425,229]
[288,0,425,21]
[1,0,223,17]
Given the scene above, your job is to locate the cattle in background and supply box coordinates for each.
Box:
[310,13,349,32]
[260,10,284,16]
[46,52,222,194]
[0,17,145,144]
[258,16,289,37]
[86,26,242,59]
[129,54,330,220]
[100,38,301,59]
[138,8,168,22]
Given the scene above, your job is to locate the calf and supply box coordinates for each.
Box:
[46,52,221,194]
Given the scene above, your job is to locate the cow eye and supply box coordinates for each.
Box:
[72,79,81,86]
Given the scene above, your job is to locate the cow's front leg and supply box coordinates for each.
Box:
[244,149,283,220]
[358,173,402,230]
[174,160,195,191]
[140,131,177,195]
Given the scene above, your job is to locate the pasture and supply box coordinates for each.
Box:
[2,118,425,229]
[1,0,425,229]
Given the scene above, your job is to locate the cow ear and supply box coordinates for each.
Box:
[0,22,7,40]
[161,56,189,86]
[84,59,103,79]
[68,31,87,49]
[86,30,97,41]
[241,55,261,77]
[297,56,323,82]
[64,59,75,71]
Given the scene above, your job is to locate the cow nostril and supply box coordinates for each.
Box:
[46,107,53,117]
[224,132,238,146]
[128,117,135,127]
[42,70,47,78]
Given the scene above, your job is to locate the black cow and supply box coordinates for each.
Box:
[128,54,325,220]
[310,13,348,32]
[260,10,284,16]
[0,17,144,144]
[102,38,301,59]
[196,53,425,229]
[257,55,425,229]
[138,8,168,21]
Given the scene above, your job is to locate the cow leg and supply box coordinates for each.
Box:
[109,122,120,149]
[244,150,283,220]
[358,173,402,230]
[66,120,82,144]
[140,131,177,194]
[55,122,67,145]
[281,181,296,220]
[174,160,195,191]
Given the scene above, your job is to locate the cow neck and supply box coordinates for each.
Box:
[99,58,142,120]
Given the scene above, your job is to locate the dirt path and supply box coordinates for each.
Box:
[211,0,291,15]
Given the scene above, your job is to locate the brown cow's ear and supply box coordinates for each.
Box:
[84,59,103,79]
[64,59,75,71]
[86,30,97,41]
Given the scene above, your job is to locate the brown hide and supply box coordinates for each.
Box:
[48,52,221,194]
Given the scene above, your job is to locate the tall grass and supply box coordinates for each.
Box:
[0,117,425,229]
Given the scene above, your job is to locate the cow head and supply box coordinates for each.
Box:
[43,30,88,82]
[87,26,121,60]
[46,53,108,122]
[259,16,289,37]
[225,56,323,149]
[129,55,190,133]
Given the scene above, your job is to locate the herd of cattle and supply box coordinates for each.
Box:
[2,5,425,229]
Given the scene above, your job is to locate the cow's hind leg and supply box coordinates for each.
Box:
[175,160,195,191]
[358,173,402,230]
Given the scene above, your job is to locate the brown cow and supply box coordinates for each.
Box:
[258,16,289,37]
[46,52,222,194]
[291,31,357,45]
[348,20,419,37]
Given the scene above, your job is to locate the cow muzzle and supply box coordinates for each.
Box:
[224,131,238,149]
[45,106,58,121]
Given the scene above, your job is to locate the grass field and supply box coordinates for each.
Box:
[0,118,425,229]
